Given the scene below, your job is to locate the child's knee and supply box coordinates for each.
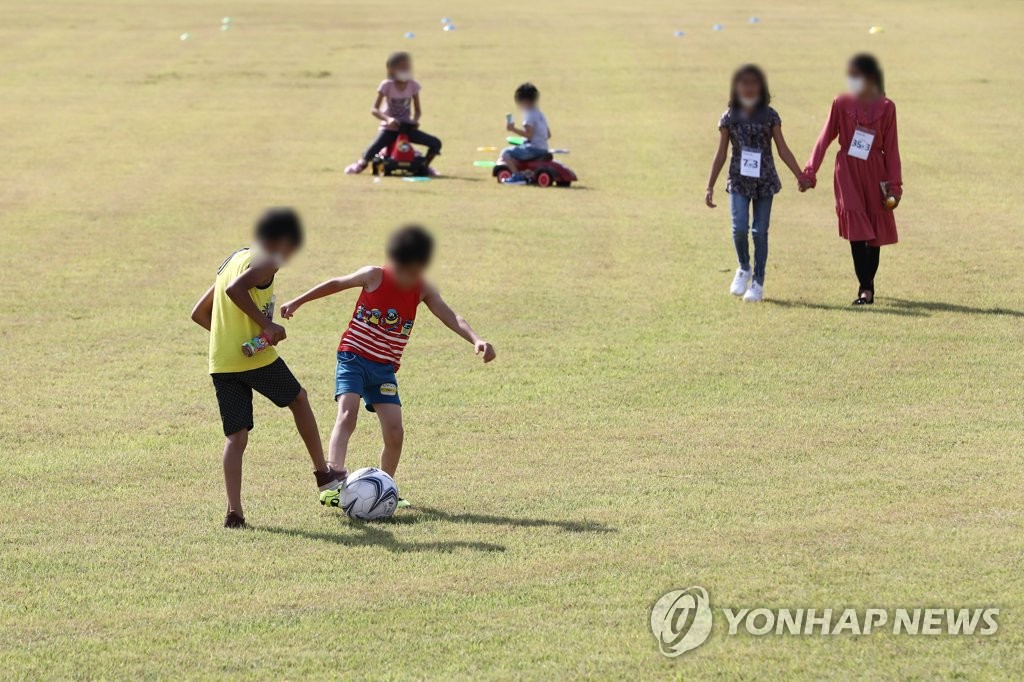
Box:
[288,387,309,410]
[382,422,404,447]
[335,404,359,431]
[225,429,248,448]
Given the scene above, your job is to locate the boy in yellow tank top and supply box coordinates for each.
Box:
[190,209,343,528]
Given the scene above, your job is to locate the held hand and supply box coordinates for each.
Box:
[280,300,301,319]
[386,118,400,130]
[262,321,287,345]
[475,340,496,363]
[886,195,901,211]
[506,121,515,132]
[705,189,716,208]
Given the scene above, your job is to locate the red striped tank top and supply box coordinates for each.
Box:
[338,267,421,370]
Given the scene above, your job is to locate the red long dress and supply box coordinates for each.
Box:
[802,94,902,247]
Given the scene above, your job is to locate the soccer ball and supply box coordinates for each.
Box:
[340,467,399,521]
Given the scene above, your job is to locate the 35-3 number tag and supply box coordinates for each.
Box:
[740,148,762,178]
[848,126,876,160]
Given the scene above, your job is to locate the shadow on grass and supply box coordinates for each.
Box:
[260,524,506,553]
[767,297,1024,319]
[879,297,1024,318]
[401,506,617,534]
[435,175,485,183]
[258,507,614,554]
[766,299,924,317]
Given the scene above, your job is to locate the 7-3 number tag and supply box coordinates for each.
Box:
[848,126,876,160]
[740,148,762,178]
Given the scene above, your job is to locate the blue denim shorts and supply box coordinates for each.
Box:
[335,351,400,412]
[502,144,548,162]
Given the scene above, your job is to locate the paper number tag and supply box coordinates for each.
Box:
[740,148,762,178]
[848,127,875,160]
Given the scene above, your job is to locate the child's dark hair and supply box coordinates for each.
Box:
[387,224,434,266]
[728,64,771,110]
[255,208,303,247]
[849,53,885,95]
[514,82,539,104]
[386,51,411,71]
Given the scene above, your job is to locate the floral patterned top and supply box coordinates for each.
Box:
[719,106,782,199]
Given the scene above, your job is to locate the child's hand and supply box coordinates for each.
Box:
[506,121,515,132]
[280,300,301,319]
[386,118,400,130]
[475,340,496,363]
[705,189,716,208]
[262,322,287,345]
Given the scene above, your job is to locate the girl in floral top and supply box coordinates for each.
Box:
[706,64,803,302]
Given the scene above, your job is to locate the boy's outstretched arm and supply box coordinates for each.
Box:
[226,261,286,344]
[281,266,378,319]
[423,284,496,363]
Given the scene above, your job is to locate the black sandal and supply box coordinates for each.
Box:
[852,292,874,305]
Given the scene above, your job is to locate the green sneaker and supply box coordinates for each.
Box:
[396,498,411,509]
[320,488,342,508]
[316,468,346,508]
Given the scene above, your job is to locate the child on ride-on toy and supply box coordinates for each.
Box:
[501,83,551,184]
[345,52,442,176]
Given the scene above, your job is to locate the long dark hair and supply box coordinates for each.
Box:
[849,53,885,95]
[728,64,771,110]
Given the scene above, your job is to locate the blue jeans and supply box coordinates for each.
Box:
[502,144,548,162]
[730,192,773,285]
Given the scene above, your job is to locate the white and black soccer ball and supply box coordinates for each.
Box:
[340,467,399,521]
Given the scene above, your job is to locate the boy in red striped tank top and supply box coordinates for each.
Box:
[280,226,496,505]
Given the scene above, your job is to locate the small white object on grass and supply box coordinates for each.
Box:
[749,16,760,24]
[404,31,415,38]
[220,24,230,32]
[180,32,190,41]
[222,17,231,24]
[869,25,884,34]
[712,23,724,31]
[443,24,456,31]
[441,17,451,24]
[673,30,684,37]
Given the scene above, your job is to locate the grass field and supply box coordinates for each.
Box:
[3,0,1024,678]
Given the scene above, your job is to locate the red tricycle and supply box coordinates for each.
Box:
[371,134,430,177]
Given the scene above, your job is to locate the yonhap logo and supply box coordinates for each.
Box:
[649,587,713,657]
[650,586,999,658]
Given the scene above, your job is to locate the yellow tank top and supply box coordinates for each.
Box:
[209,248,279,374]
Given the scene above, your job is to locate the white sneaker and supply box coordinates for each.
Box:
[743,281,764,302]
[730,268,752,296]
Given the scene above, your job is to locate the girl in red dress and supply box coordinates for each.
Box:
[800,54,902,305]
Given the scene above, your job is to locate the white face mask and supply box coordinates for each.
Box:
[847,76,866,96]
[394,70,413,82]
[738,95,760,109]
